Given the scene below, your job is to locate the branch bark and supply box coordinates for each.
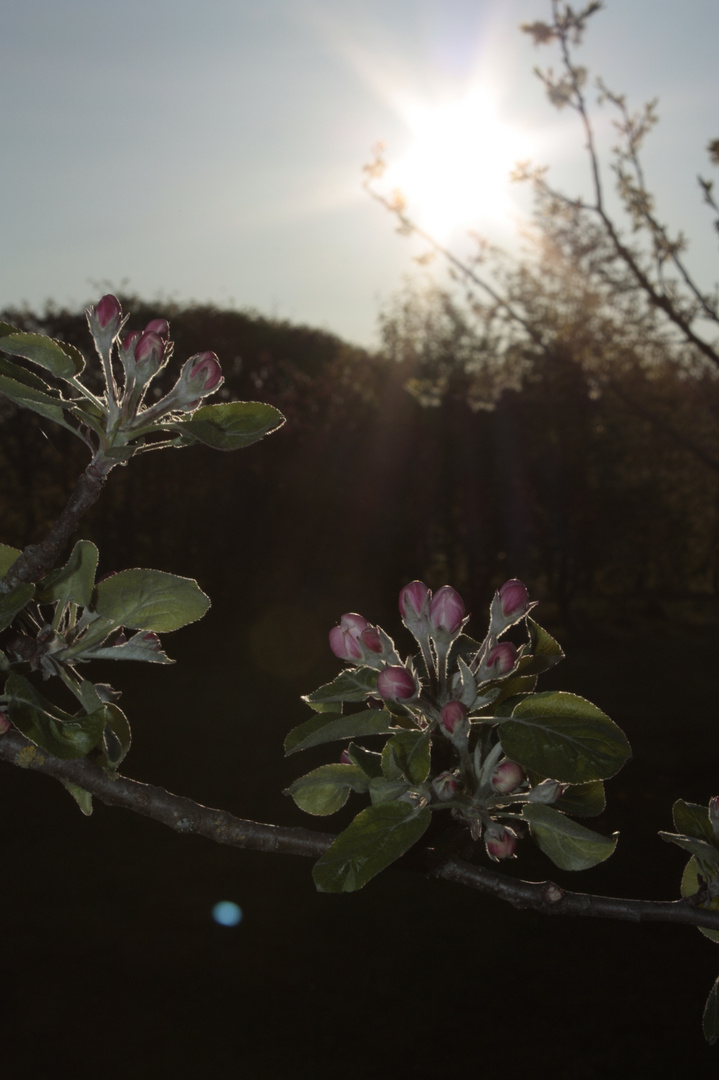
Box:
[3,726,719,932]
[0,460,110,594]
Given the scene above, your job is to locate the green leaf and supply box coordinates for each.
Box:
[285,763,369,816]
[81,629,173,664]
[368,776,413,805]
[5,673,105,759]
[171,401,285,451]
[284,708,396,755]
[382,730,431,784]
[0,323,85,377]
[303,666,379,707]
[0,372,74,429]
[520,619,565,675]
[96,703,132,770]
[61,781,94,816]
[0,355,56,393]
[500,691,631,783]
[673,799,715,844]
[680,858,719,944]
[36,540,99,608]
[491,674,538,708]
[703,976,719,1044]
[0,582,35,632]
[346,743,383,778]
[659,832,719,868]
[93,569,210,632]
[312,802,432,892]
[523,803,618,870]
[556,780,606,818]
[0,542,22,579]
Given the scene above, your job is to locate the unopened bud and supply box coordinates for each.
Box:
[490,579,534,634]
[329,613,370,662]
[144,317,170,338]
[485,823,518,861]
[491,760,523,794]
[399,580,431,623]
[432,771,459,802]
[485,642,518,678]
[376,666,417,702]
[0,709,10,735]
[429,585,466,637]
[360,627,383,654]
[94,294,122,332]
[439,700,469,738]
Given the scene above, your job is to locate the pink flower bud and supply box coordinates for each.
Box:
[439,700,468,737]
[134,330,164,367]
[485,824,517,861]
[486,642,518,677]
[499,579,529,619]
[377,666,417,702]
[399,580,430,621]
[360,627,382,654]
[429,585,465,636]
[329,613,370,661]
[94,294,122,331]
[144,318,170,339]
[491,760,524,794]
[188,352,223,392]
[432,771,459,802]
[0,709,11,735]
[340,749,352,765]
[120,330,141,358]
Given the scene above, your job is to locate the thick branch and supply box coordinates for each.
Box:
[0,460,109,594]
[3,727,719,932]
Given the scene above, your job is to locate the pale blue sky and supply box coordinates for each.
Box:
[1,0,717,346]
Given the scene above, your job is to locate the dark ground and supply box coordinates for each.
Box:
[3,597,719,1079]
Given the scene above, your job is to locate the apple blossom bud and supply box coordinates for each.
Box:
[399,580,431,622]
[429,585,465,636]
[486,642,518,677]
[94,294,122,332]
[489,579,534,635]
[0,709,10,735]
[144,318,170,338]
[173,352,224,411]
[340,749,352,765]
[491,760,524,794]
[432,771,459,802]
[360,627,382,654]
[499,579,529,618]
[377,666,417,702]
[485,824,518,861]
[329,613,370,661]
[528,779,563,804]
[439,700,468,738]
[135,330,164,367]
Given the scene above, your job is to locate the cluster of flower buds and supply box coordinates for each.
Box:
[86,295,225,432]
[326,577,561,861]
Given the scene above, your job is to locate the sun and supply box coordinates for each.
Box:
[383,89,533,241]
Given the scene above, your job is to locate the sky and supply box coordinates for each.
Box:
[1,0,717,348]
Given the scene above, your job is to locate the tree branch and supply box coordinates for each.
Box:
[0,459,110,594]
[3,726,719,931]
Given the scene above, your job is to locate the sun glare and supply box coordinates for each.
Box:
[384,89,533,241]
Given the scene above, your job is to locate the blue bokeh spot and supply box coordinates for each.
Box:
[212,901,243,927]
